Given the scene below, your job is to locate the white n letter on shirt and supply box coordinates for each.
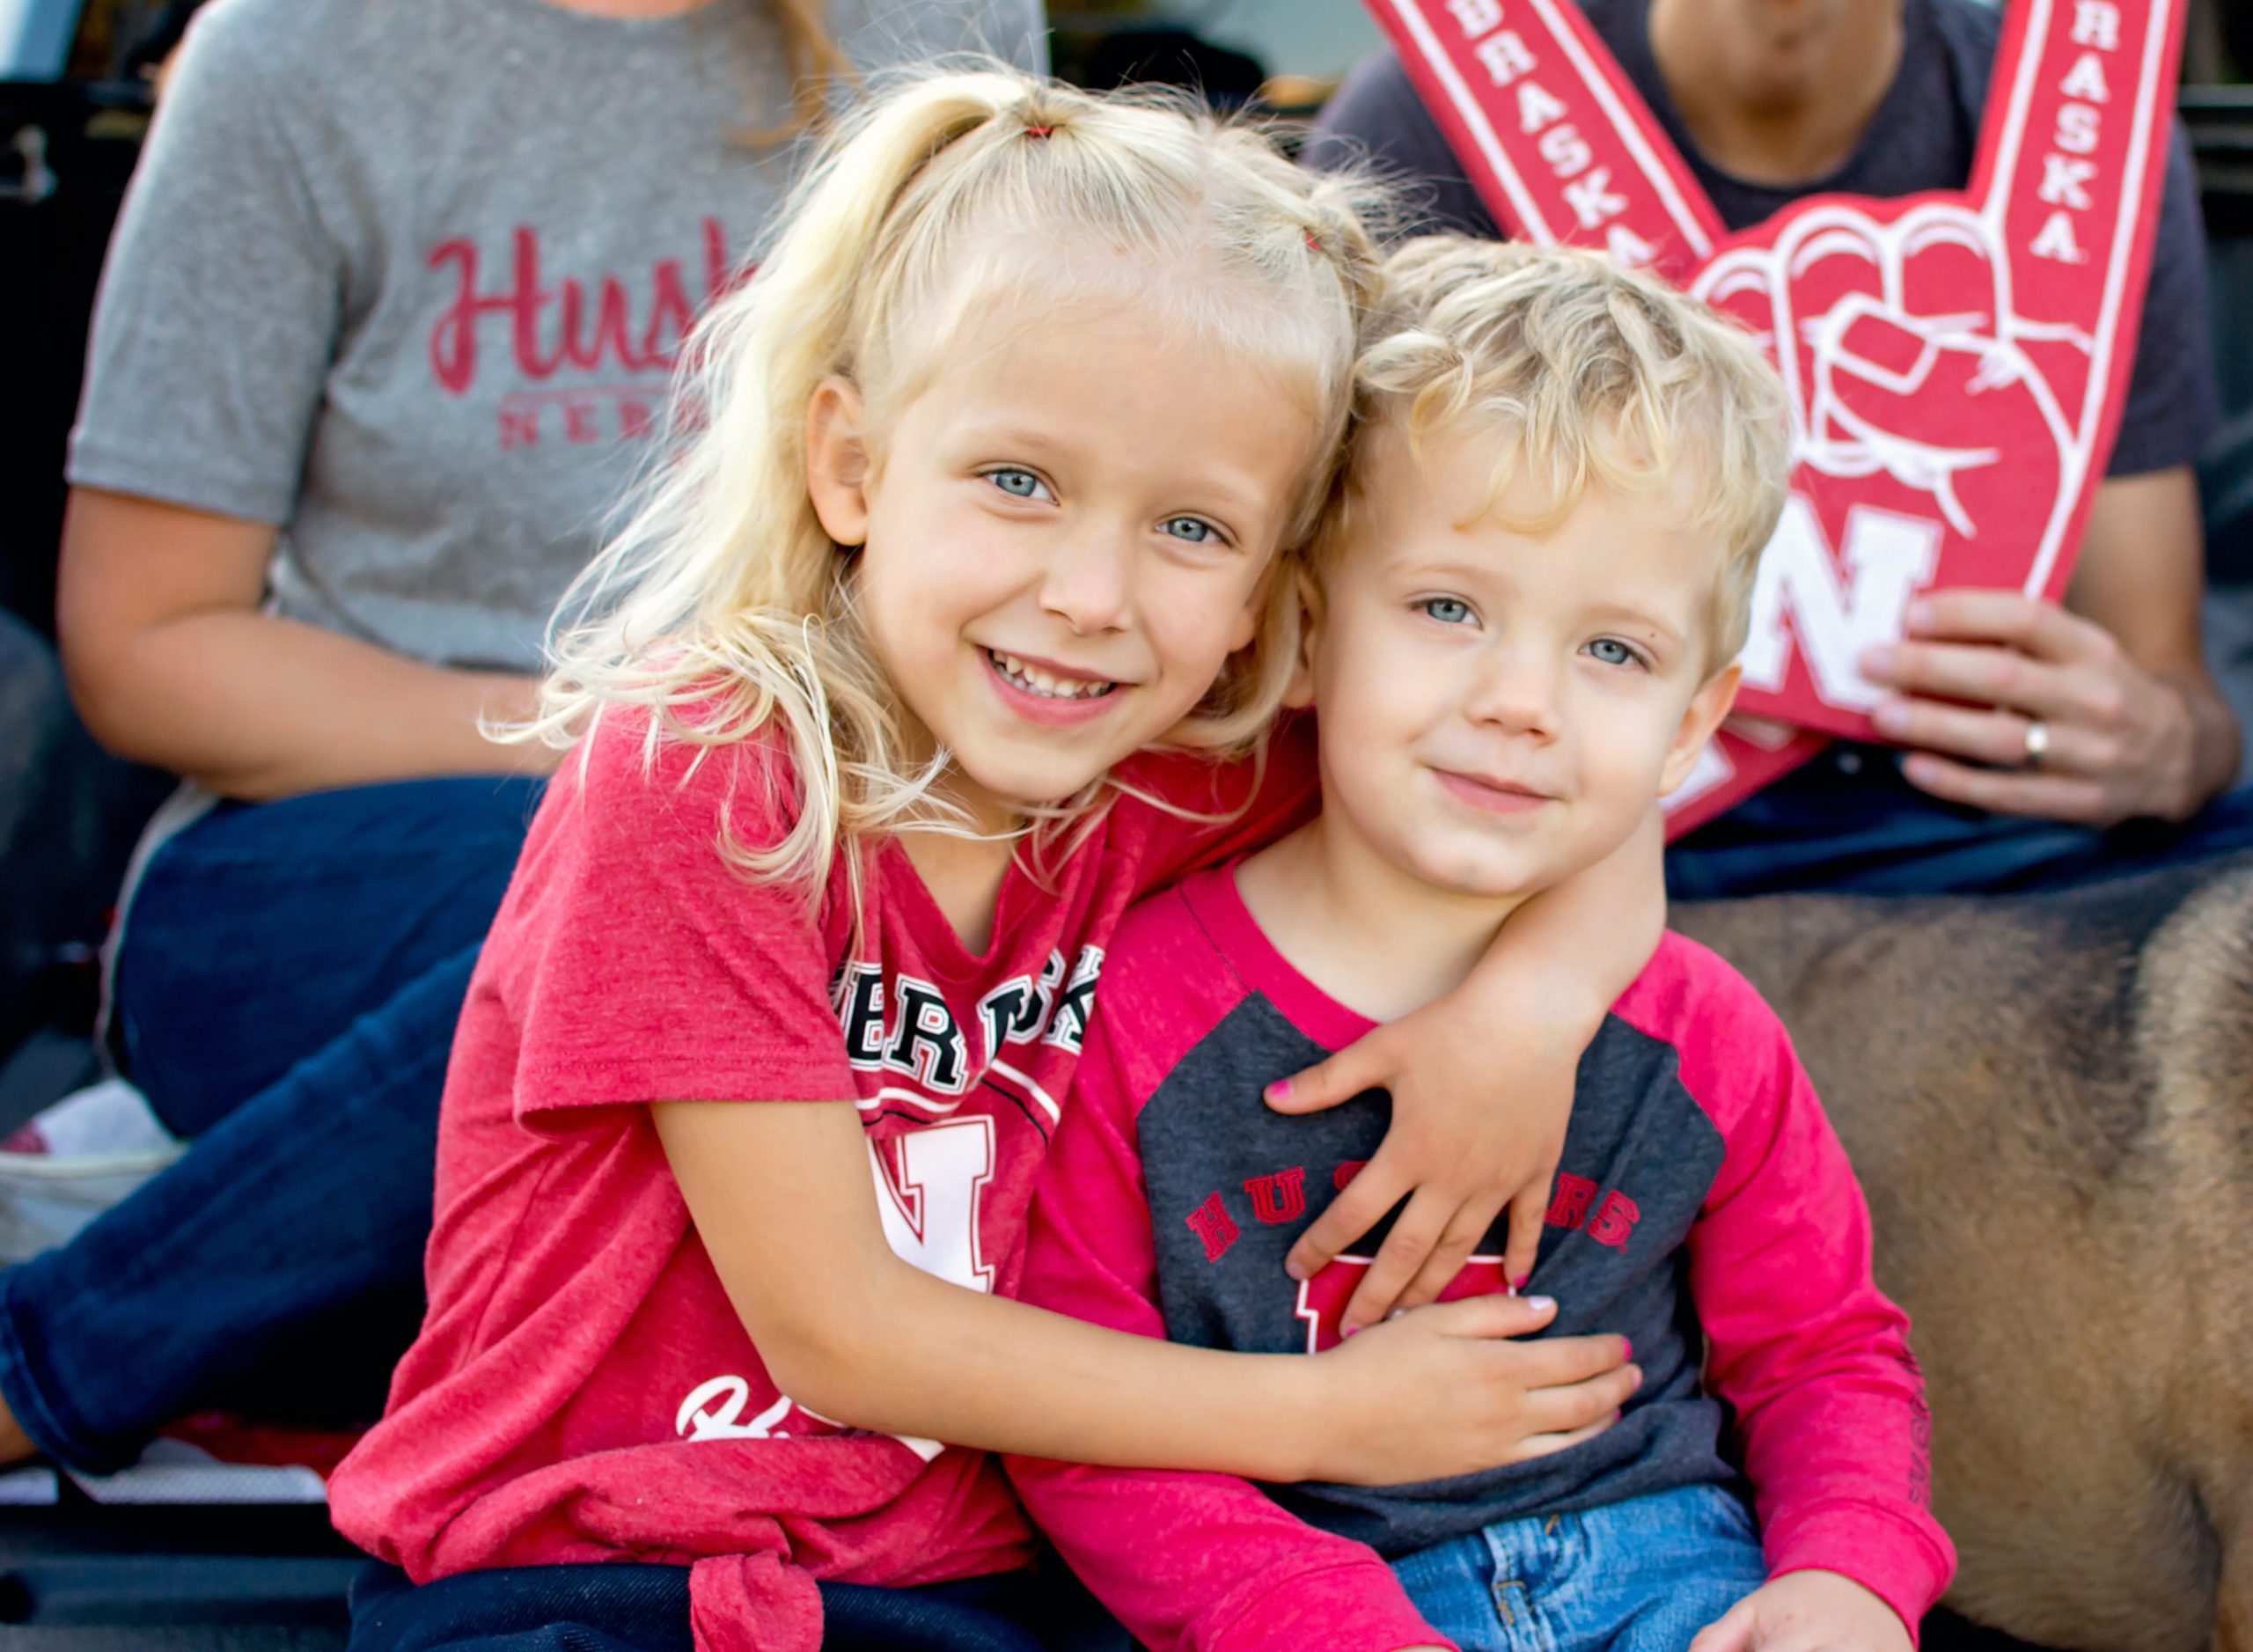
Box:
[869,1117,995,1295]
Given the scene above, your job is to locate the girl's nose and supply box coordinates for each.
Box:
[1038,529,1134,636]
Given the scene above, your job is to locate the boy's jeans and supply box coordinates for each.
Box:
[1392,1483,1768,1652]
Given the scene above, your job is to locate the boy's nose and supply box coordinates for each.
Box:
[1463,653,1563,739]
[1038,529,1135,636]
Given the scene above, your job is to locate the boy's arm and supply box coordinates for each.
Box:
[1273,807,1666,1331]
[1677,978,1958,1639]
[1005,1032,1451,1652]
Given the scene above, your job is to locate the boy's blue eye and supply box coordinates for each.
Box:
[988,468,1047,500]
[1420,597,1474,625]
[1587,637,1641,668]
[1162,516,1217,544]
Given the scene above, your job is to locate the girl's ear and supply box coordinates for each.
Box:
[1281,569,1323,710]
[806,378,873,547]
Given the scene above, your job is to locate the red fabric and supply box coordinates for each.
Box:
[1611,961,1957,1637]
[327,709,1315,1652]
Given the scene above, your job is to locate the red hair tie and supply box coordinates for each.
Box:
[1024,124,1053,139]
[1304,229,1323,253]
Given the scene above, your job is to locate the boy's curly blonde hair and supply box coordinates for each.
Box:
[1317,238,1794,672]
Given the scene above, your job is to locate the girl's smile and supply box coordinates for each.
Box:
[980,647,1124,727]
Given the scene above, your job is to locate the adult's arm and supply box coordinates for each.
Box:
[56,489,546,800]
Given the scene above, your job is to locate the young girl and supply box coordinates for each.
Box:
[328,67,1655,1652]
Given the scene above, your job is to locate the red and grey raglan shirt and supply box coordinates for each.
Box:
[1008,867,1954,1652]
[327,710,1313,1652]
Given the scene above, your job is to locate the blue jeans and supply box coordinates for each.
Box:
[0,776,540,1472]
[346,1559,1130,1652]
[1667,745,2253,898]
[1667,744,2253,897]
[1392,1484,1769,1652]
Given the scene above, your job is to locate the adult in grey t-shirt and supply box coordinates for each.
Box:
[0,0,1043,1479]
[1310,0,2252,898]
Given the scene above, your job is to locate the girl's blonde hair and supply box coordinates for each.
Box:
[1317,238,1793,670]
[526,64,1383,900]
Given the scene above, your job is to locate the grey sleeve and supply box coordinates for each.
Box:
[1303,48,1500,240]
[66,0,342,525]
[2106,121,2220,477]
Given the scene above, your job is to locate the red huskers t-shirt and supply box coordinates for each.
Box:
[327,709,1313,1652]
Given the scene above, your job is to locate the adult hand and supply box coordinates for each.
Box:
[1861,588,2199,826]
[1689,1571,1912,1652]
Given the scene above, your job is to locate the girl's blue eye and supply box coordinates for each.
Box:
[1587,637,1641,668]
[1162,516,1217,545]
[1420,597,1474,625]
[988,468,1046,500]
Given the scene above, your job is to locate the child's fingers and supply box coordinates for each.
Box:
[1339,1186,1453,1333]
[1264,1036,1389,1117]
[1516,1363,1640,1439]
[1284,1156,1406,1286]
[1410,1289,1559,1341]
[1504,1410,1619,1464]
[1688,1596,1761,1652]
[1500,1173,1553,1292]
[1503,1330,1635,1394]
[1392,1193,1506,1314]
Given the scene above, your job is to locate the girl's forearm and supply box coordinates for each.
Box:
[1468,804,1665,1025]
[77,607,548,799]
[782,1257,1330,1481]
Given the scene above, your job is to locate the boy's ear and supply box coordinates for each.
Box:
[1658,663,1740,797]
[805,378,872,547]
[1281,568,1324,710]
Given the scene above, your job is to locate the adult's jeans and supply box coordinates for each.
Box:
[347,1560,1131,1652]
[0,775,541,1472]
[1667,742,2253,898]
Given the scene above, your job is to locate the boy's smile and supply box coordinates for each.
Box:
[1296,422,1738,913]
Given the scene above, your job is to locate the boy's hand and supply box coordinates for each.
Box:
[1268,1005,1578,1335]
[1690,1572,1915,1652]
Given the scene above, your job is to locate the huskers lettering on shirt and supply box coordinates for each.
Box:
[327,711,1315,1616]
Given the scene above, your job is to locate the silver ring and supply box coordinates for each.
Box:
[2022,718,2050,771]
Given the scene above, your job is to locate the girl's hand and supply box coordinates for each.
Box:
[1690,1572,1913,1652]
[1271,811,1668,1335]
[1269,1008,1579,1334]
[1862,590,2202,826]
[1308,1294,1637,1487]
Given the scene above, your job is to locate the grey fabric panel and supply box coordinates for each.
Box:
[1138,996,1737,1558]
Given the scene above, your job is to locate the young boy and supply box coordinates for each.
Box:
[1005,239,1955,1652]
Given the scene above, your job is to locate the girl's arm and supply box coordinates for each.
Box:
[1268,807,1665,1334]
[654,1097,1638,1484]
[58,489,553,799]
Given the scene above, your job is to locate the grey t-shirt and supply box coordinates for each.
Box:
[68,0,1046,673]
[1305,0,2217,477]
